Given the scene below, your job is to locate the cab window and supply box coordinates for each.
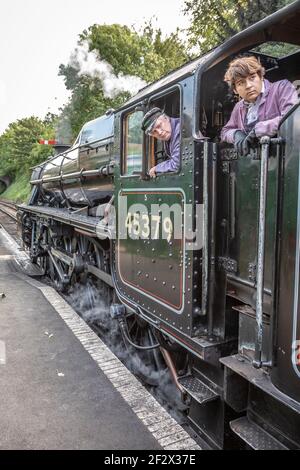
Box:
[123,110,143,175]
[148,87,181,174]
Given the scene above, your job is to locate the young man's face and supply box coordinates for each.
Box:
[234,72,263,102]
[149,115,172,141]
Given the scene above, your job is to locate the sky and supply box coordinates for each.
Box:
[0,0,190,134]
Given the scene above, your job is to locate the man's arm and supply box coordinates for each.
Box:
[155,125,180,173]
[220,103,241,143]
[254,80,299,137]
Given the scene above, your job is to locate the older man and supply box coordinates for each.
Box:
[141,107,180,177]
[221,56,298,155]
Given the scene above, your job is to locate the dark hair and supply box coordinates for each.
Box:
[224,56,265,89]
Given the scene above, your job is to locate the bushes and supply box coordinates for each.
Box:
[0,116,55,179]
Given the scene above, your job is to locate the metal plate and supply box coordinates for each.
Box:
[230,417,287,450]
[178,375,218,404]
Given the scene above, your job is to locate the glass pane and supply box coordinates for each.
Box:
[125,111,143,175]
[80,115,114,145]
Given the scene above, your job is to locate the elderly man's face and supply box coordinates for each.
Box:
[234,72,263,102]
[149,115,172,141]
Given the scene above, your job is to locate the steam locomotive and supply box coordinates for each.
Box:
[19,2,300,449]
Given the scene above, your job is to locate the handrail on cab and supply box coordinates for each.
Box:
[253,136,283,369]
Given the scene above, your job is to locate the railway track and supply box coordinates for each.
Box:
[0,199,20,242]
[0,199,18,221]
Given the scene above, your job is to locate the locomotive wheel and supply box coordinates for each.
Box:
[68,235,112,318]
[35,254,48,276]
[48,255,68,292]
[30,224,48,276]
[47,236,72,293]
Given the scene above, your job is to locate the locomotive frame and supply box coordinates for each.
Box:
[19,1,300,449]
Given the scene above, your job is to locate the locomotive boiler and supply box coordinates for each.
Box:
[19,1,300,449]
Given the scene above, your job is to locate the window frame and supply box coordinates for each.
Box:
[121,108,144,177]
[147,84,182,177]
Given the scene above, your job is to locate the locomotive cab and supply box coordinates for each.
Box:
[196,46,300,341]
[196,41,300,344]
[186,5,300,448]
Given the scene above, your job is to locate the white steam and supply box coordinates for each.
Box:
[64,278,187,421]
[71,42,146,99]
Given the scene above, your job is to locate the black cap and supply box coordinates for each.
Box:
[141,107,163,134]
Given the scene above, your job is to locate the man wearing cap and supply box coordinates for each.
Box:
[141,108,180,178]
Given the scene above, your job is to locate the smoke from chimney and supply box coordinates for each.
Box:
[70,41,146,99]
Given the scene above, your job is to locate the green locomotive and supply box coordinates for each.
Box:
[19,1,300,449]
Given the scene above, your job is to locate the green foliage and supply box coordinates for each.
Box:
[183,0,294,53]
[56,76,129,143]
[0,116,55,178]
[58,22,192,140]
[79,22,191,82]
[254,41,299,57]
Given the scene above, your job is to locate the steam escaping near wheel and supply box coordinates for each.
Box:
[64,280,187,421]
[69,41,147,99]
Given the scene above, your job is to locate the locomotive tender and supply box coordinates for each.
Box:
[19,2,300,449]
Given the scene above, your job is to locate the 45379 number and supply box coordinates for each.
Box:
[125,212,173,242]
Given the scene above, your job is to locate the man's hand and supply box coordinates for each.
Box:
[234,130,247,155]
[234,129,258,156]
[149,166,157,178]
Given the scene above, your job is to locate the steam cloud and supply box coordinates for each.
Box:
[70,41,146,99]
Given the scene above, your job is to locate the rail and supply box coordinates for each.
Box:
[0,199,18,221]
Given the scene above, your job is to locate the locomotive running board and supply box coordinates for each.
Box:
[17,204,114,239]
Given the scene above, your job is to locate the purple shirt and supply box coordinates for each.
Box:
[155,118,180,173]
[221,79,299,143]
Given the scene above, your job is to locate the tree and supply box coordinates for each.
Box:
[57,22,192,140]
[79,22,191,82]
[0,116,55,178]
[183,0,294,53]
[56,75,128,144]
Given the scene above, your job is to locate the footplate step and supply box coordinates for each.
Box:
[230,417,288,450]
[178,375,219,404]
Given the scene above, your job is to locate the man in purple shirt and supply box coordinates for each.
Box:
[221,56,298,156]
[141,107,180,177]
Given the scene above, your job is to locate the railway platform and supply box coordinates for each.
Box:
[0,222,200,450]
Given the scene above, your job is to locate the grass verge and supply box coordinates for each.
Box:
[1,173,31,203]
